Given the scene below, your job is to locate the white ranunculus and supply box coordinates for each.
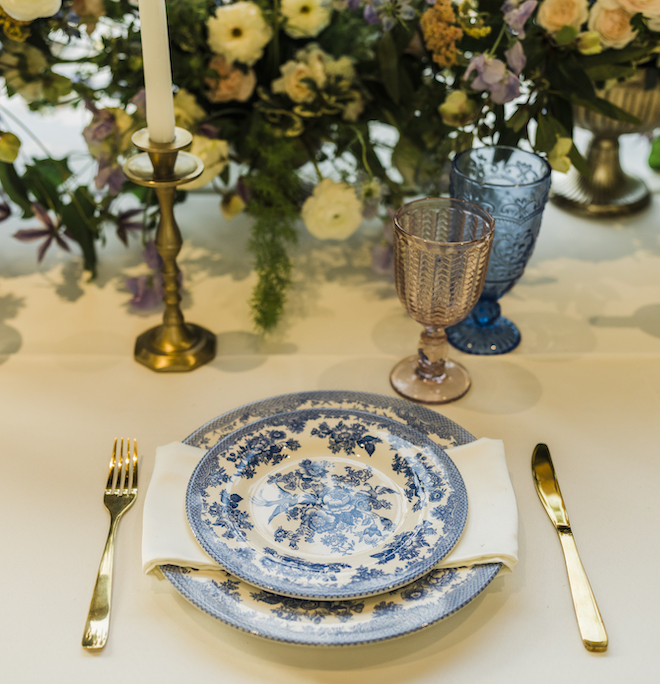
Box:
[0,0,62,21]
[281,0,332,39]
[207,2,272,67]
[301,179,363,241]
[588,0,637,49]
[537,0,589,34]
[179,136,229,191]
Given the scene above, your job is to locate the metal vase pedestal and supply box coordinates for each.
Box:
[551,73,660,218]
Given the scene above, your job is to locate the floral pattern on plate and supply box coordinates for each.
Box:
[162,390,502,645]
[186,408,468,600]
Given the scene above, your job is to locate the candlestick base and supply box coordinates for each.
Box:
[135,323,216,372]
[123,126,216,373]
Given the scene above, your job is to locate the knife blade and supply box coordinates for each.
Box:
[532,443,608,652]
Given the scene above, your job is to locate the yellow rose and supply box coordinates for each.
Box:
[272,61,317,103]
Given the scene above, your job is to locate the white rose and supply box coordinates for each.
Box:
[616,0,660,17]
[588,0,637,49]
[180,136,229,191]
[281,0,332,39]
[301,179,363,240]
[537,0,589,33]
[272,61,316,103]
[0,0,61,21]
[206,2,273,67]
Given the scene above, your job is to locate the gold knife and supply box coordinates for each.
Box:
[532,443,608,652]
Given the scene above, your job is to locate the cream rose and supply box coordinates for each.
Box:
[0,0,61,21]
[588,0,637,49]
[272,61,317,103]
[302,179,363,241]
[206,2,272,67]
[281,0,332,39]
[205,55,256,103]
[537,0,589,33]
[616,0,660,17]
[180,136,229,191]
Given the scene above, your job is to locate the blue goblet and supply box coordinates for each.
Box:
[446,146,551,354]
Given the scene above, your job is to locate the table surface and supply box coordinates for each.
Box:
[1,102,659,682]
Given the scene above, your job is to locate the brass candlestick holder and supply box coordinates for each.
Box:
[123,127,216,371]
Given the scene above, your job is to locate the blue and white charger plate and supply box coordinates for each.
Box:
[185,408,468,600]
[161,390,502,646]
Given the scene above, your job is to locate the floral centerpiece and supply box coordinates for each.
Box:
[0,0,658,330]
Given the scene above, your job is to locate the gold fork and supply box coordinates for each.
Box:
[82,438,138,650]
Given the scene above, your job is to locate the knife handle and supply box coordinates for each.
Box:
[557,528,608,652]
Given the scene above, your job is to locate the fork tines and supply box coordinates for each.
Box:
[106,438,138,494]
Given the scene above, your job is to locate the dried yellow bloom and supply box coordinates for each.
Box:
[420,0,464,70]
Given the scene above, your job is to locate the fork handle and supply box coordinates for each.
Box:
[82,513,121,650]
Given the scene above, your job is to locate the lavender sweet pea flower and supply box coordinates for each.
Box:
[347,0,363,8]
[95,153,125,195]
[82,108,115,146]
[364,0,414,30]
[464,54,521,104]
[505,41,527,75]
[503,0,537,39]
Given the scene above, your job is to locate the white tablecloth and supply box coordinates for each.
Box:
[1,114,659,682]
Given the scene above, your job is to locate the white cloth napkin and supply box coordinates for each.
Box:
[142,438,518,577]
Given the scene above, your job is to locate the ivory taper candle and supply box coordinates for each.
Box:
[137,0,176,143]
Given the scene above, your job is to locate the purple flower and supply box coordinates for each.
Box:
[0,199,10,221]
[125,274,164,310]
[82,108,116,146]
[347,0,363,8]
[503,0,537,39]
[116,208,144,246]
[505,41,526,75]
[464,54,520,105]
[142,240,163,271]
[13,202,70,263]
[95,153,125,195]
[364,0,414,30]
[130,89,147,118]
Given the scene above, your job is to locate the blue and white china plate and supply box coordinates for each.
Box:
[161,390,503,645]
[185,408,468,600]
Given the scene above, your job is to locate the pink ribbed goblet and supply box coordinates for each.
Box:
[390,198,494,404]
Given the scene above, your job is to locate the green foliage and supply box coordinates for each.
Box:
[2,0,660,331]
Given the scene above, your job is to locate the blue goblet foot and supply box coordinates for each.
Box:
[446,300,521,355]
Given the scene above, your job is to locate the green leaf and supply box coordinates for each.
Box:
[22,163,63,211]
[59,187,99,275]
[378,32,400,104]
[535,115,566,154]
[568,144,590,178]
[506,107,530,133]
[571,95,641,124]
[555,26,579,45]
[0,162,33,217]
[585,64,636,83]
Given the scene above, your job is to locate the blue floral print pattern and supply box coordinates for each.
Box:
[186,407,468,600]
[163,390,502,645]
